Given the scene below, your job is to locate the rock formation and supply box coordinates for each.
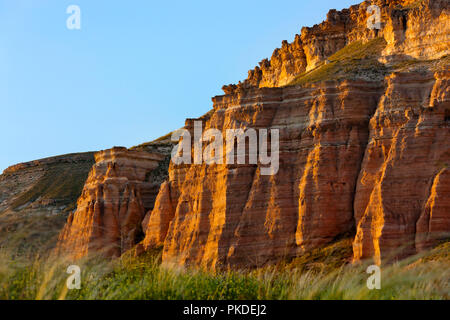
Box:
[353,70,450,264]
[56,147,171,259]
[0,152,95,215]
[143,81,384,268]
[140,0,449,268]
[52,0,449,267]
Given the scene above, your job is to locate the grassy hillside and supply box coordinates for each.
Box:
[10,162,93,211]
[0,152,95,256]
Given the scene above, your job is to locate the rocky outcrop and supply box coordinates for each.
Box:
[56,147,170,259]
[224,0,449,92]
[143,69,448,269]
[381,0,450,62]
[416,168,450,251]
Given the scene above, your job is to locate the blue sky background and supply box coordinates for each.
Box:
[0,0,358,172]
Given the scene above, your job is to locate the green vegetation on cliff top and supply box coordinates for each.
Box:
[289,37,388,86]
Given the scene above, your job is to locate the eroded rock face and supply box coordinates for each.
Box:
[353,71,450,264]
[416,168,450,251]
[56,147,169,259]
[55,0,449,267]
[224,0,449,92]
[381,0,450,62]
[142,81,384,269]
[143,69,449,269]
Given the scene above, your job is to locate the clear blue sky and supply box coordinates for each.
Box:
[0,0,358,172]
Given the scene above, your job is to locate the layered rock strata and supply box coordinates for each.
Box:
[55,0,449,267]
[142,69,449,268]
[0,152,95,253]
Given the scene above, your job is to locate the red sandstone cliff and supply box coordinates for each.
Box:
[143,81,384,268]
[56,0,449,267]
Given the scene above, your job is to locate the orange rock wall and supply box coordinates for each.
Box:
[353,71,450,264]
[56,147,167,259]
[143,71,449,269]
[143,81,385,268]
[56,0,449,267]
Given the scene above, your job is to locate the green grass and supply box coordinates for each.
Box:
[0,240,448,300]
[288,38,388,86]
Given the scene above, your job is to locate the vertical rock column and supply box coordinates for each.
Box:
[56,147,167,259]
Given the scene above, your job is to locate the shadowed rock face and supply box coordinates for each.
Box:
[56,147,170,259]
[0,152,95,216]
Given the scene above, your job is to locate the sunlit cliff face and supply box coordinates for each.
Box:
[56,0,450,268]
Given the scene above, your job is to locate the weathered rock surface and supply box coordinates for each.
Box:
[56,147,170,259]
[353,70,450,264]
[135,0,449,269]
[50,0,449,267]
[0,152,95,215]
[142,81,384,268]
[224,0,449,92]
[143,71,448,269]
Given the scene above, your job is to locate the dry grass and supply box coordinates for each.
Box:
[10,160,93,210]
[0,240,448,300]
